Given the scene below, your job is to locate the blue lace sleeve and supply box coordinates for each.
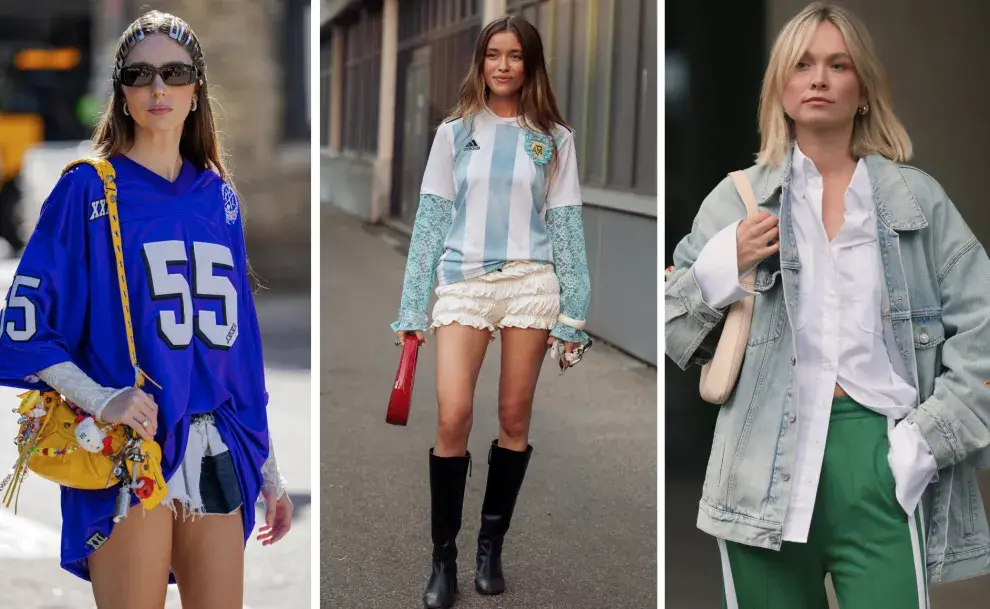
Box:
[545,205,591,344]
[391,194,454,333]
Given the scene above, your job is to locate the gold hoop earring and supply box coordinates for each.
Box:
[123,102,130,116]
[191,98,198,112]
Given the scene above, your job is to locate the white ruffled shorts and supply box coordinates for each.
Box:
[430,261,560,336]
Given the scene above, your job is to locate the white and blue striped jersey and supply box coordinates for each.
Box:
[420,108,583,285]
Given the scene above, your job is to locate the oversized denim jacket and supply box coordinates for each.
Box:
[665,147,990,584]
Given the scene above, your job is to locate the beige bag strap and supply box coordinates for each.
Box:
[727,171,760,288]
[698,170,760,405]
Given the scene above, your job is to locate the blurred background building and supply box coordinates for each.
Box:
[320,0,658,364]
[0,0,311,291]
[0,2,312,607]
[666,1,990,607]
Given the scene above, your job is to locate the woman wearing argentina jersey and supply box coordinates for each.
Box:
[666,2,990,608]
[392,14,591,609]
[0,11,292,609]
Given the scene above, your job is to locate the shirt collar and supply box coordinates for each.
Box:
[790,143,872,213]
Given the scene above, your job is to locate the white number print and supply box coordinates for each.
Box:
[142,240,239,350]
[191,242,238,348]
[1,275,41,341]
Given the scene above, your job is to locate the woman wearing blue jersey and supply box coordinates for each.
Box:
[392,15,591,609]
[0,11,291,609]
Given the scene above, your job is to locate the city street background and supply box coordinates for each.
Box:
[0,258,312,609]
[321,209,657,608]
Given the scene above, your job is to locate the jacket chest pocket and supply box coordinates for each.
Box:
[747,260,786,347]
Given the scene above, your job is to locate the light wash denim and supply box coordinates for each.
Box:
[665,145,990,584]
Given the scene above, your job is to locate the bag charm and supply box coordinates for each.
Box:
[74,416,109,454]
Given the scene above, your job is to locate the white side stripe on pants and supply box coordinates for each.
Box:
[718,538,739,609]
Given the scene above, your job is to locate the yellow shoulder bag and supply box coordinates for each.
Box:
[0,158,167,519]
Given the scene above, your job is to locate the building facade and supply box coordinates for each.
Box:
[321,0,658,364]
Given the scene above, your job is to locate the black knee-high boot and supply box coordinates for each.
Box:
[423,448,471,609]
[475,439,533,595]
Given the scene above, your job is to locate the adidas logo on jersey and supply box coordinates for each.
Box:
[89,199,108,221]
[464,139,480,151]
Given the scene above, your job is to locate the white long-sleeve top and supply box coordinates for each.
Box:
[692,144,937,543]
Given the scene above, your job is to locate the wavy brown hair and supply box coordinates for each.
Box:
[448,15,570,180]
[91,10,231,182]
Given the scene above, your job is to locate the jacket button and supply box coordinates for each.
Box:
[788,412,796,423]
[791,357,796,366]
[919,333,930,344]
[769,533,780,544]
[781,472,790,481]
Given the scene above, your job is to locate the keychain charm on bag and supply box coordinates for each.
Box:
[549,338,593,375]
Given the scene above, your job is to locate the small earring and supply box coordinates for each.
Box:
[123,102,130,116]
[858,104,869,115]
[191,98,198,112]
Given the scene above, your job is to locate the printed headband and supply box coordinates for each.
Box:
[113,13,206,83]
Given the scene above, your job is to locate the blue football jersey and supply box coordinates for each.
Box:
[0,154,269,581]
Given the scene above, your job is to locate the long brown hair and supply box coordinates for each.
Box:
[91,10,232,182]
[448,16,570,180]
[91,11,261,287]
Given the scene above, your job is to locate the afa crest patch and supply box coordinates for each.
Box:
[221,183,239,225]
[524,132,553,166]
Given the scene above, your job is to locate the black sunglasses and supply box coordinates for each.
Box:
[119,62,198,87]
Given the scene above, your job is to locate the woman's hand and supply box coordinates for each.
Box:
[100,388,158,441]
[396,330,426,346]
[546,336,581,369]
[258,489,293,546]
[736,211,780,274]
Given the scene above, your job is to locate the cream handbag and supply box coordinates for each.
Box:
[698,171,760,405]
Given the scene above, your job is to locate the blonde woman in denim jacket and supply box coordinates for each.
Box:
[665,3,990,607]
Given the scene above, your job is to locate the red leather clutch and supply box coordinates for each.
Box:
[386,335,420,426]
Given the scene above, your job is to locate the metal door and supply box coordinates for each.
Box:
[397,45,431,227]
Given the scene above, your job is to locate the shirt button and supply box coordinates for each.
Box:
[781,472,790,481]
[919,333,930,344]
[788,412,797,423]
[791,357,797,366]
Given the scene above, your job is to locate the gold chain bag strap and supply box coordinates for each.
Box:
[698,170,760,405]
[1,158,168,518]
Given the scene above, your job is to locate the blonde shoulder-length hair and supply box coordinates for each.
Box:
[756,1,912,166]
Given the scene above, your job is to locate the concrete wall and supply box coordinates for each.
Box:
[768,0,990,244]
[585,205,657,365]
[321,152,375,221]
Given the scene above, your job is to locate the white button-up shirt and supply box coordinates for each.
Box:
[692,144,938,543]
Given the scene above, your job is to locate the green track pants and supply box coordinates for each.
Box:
[720,396,929,609]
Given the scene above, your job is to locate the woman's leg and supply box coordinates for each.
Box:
[89,503,174,609]
[496,326,550,450]
[434,322,491,456]
[169,505,245,609]
[425,322,491,608]
[474,326,547,595]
